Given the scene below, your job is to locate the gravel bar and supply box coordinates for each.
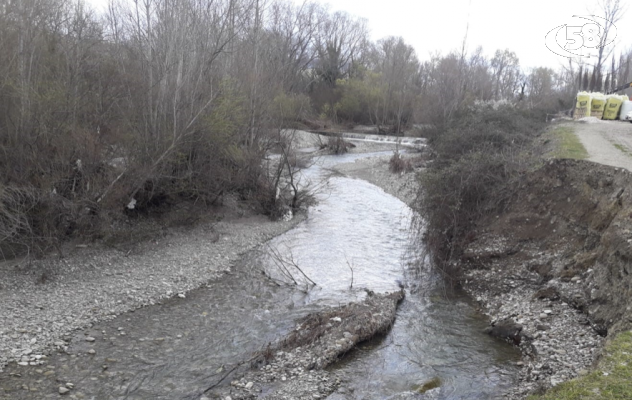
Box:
[0,213,304,372]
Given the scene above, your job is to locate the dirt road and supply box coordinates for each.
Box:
[572,120,632,171]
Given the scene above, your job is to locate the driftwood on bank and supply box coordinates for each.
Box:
[206,290,405,399]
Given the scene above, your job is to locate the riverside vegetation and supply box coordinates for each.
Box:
[411,102,632,398]
[2,0,607,260]
[4,0,632,399]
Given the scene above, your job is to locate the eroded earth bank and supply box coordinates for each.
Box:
[339,141,632,398]
[460,158,632,397]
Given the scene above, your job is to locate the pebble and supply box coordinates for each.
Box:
[59,386,70,395]
[85,337,95,342]
[462,247,606,398]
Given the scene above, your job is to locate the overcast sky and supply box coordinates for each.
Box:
[85,0,632,71]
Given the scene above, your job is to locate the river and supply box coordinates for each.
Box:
[0,150,519,399]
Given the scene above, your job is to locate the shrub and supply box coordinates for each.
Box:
[412,106,545,280]
[389,151,412,173]
[322,136,355,155]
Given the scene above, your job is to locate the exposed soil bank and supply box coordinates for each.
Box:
[462,159,632,397]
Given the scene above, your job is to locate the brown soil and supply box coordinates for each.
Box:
[465,159,632,334]
[460,158,632,396]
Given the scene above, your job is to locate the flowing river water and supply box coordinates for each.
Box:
[0,150,520,400]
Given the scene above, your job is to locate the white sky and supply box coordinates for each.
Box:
[85,0,632,71]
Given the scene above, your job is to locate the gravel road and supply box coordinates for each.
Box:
[572,120,632,171]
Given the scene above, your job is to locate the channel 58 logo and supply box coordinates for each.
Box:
[545,15,617,59]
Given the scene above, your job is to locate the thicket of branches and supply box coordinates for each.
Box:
[409,0,630,281]
[0,0,371,256]
[1,0,628,258]
[411,104,546,280]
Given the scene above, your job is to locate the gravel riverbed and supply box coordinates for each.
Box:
[0,132,410,378]
[333,153,420,206]
[0,213,304,373]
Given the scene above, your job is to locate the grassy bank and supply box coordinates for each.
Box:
[528,331,632,400]
[545,126,589,160]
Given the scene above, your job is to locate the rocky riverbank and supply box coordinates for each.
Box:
[336,152,632,399]
[0,131,416,393]
[0,207,305,374]
[333,152,422,206]
[0,131,400,375]
[461,159,632,398]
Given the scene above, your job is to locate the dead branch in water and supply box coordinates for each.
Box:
[345,255,354,289]
[265,242,318,289]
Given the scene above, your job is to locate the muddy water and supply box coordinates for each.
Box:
[0,151,519,400]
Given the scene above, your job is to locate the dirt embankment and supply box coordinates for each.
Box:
[461,159,632,396]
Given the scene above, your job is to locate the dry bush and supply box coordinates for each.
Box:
[0,186,38,258]
[323,135,355,155]
[412,106,545,280]
[389,151,412,173]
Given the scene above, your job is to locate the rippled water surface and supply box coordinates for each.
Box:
[0,150,519,400]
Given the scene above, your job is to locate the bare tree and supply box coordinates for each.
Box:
[314,10,368,87]
[373,36,419,133]
[490,49,521,100]
[591,0,627,77]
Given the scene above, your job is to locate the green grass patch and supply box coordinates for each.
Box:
[528,331,632,400]
[613,143,632,157]
[546,126,589,160]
